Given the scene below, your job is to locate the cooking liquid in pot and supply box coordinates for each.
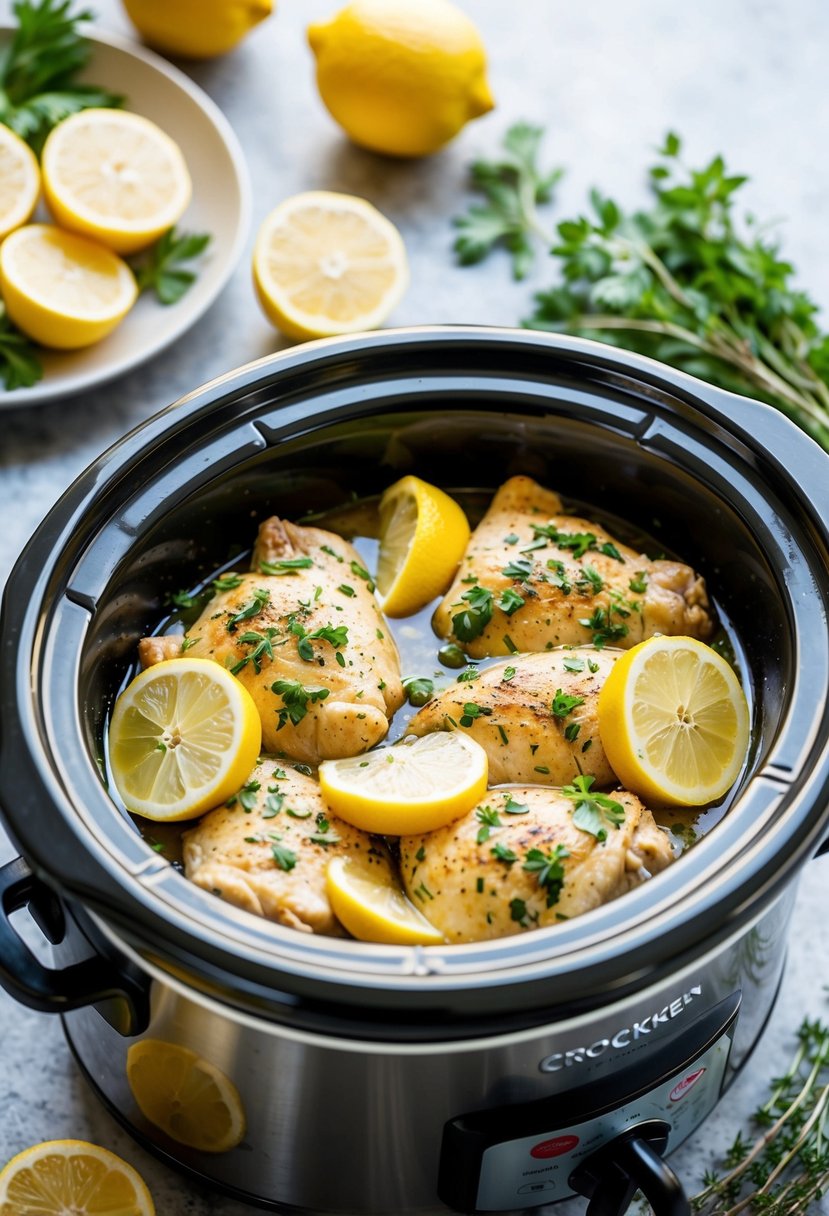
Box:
[105,490,751,890]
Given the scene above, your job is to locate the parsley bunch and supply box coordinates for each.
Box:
[454,124,829,451]
[0,0,122,152]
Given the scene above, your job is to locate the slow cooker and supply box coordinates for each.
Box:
[1,327,828,1216]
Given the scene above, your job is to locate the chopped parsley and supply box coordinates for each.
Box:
[503,634,518,653]
[337,584,356,597]
[271,843,297,871]
[271,679,331,729]
[230,627,280,675]
[546,559,572,594]
[452,585,494,641]
[579,605,630,648]
[510,897,537,927]
[457,667,480,684]
[226,587,270,632]
[475,805,501,843]
[502,665,517,681]
[575,565,604,595]
[502,557,534,580]
[459,701,493,727]
[350,560,375,591]
[564,722,581,742]
[503,794,529,815]
[563,656,585,673]
[561,774,625,841]
[599,541,624,562]
[226,779,261,812]
[262,793,284,818]
[551,688,585,718]
[523,845,569,907]
[497,587,525,616]
[308,828,341,847]
[213,573,245,592]
[491,841,518,865]
[259,557,314,575]
[629,571,649,594]
[503,533,519,545]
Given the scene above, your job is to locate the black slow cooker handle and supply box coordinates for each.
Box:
[569,1121,690,1216]
[0,856,149,1035]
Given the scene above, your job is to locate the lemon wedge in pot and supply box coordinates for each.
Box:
[319,732,488,835]
[376,475,470,617]
[327,854,445,945]
[108,657,262,821]
[598,635,750,807]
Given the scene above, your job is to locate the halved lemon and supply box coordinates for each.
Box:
[319,732,487,834]
[327,854,445,945]
[0,125,40,241]
[41,109,191,254]
[252,191,408,340]
[598,635,750,807]
[0,225,138,349]
[0,1140,155,1215]
[376,475,470,617]
[126,1040,245,1153]
[108,658,262,821]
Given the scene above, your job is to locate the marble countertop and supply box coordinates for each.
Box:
[1,0,828,1212]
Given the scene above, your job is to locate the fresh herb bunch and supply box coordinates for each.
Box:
[0,0,122,152]
[454,123,829,450]
[691,1014,829,1215]
[452,121,563,280]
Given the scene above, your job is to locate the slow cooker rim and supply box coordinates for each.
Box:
[2,326,829,1020]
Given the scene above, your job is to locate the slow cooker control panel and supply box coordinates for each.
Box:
[438,993,740,1213]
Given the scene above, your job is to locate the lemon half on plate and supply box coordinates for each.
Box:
[598,635,750,807]
[108,657,262,821]
[0,124,40,241]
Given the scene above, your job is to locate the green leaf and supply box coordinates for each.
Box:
[132,228,212,306]
[0,303,42,390]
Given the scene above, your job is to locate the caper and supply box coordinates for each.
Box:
[438,643,467,669]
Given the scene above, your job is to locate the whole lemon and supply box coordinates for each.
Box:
[308,0,495,158]
[122,0,273,59]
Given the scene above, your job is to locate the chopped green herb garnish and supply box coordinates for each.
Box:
[561,774,625,841]
[286,807,312,819]
[415,845,427,862]
[226,779,261,813]
[491,841,518,865]
[452,585,494,642]
[563,656,585,673]
[230,627,280,675]
[475,805,501,843]
[579,606,630,648]
[212,573,244,592]
[509,897,537,927]
[534,765,550,774]
[476,876,485,893]
[502,665,517,681]
[503,634,518,654]
[599,541,624,563]
[503,794,529,815]
[459,701,493,728]
[546,559,572,594]
[226,587,270,632]
[522,845,569,907]
[551,688,585,718]
[350,560,375,591]
[337,583,356,597]
[629,572,649,594]
[457,667,480,684]
[271,679,330,729]
[497,587,525,616]
[497,725,509,745]
[321,544,343,562]
[271,843,297,871]
[308,829,341,847]
[564,722,581,742]
[502,557,534,580]
[575,565,604,595]
[259,556,314,575]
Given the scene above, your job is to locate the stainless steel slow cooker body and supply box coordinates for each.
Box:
[1,327,829,1215]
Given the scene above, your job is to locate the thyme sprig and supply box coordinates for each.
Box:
[692,1015,829,1215]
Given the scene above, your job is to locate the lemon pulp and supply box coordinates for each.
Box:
[319,732,488,834]
[0,125,40,241]
[253,190,408,340]
[376,475,470,617]
[327,854,445,945]
[108,658,262,821]
[0,1140,155,1215]
[598,635,750,807]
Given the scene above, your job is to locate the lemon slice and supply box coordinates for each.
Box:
[108,658,262,821]
[0,1140,155,1215]
[376,475,470,617]
[598,635,750,807]
[253,191,408,340]
[41,109,192,254]
[319,732,487,834]
[0,225,138,350]
[126,1040,245,1153]
[0,125,40,241]
[327,854,445,945]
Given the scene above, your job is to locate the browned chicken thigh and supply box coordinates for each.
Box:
[183,762,377,935]
[433,476,712,658]
[399,784,673,943]
[407,648,620,786]
[139,516,404,764]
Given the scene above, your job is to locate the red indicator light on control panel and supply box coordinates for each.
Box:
[670,1067,706,1102]
[530,1135,579,1159]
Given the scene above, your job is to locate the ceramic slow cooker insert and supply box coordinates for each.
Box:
[1,327,828,1215]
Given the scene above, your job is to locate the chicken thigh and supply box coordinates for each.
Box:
[139,516,404,764]
[407,648,620,786]
[399,784,673,942]
[183,762,379,935]
[433,476,712,658]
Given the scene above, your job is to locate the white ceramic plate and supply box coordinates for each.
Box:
[0,27,251,408]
